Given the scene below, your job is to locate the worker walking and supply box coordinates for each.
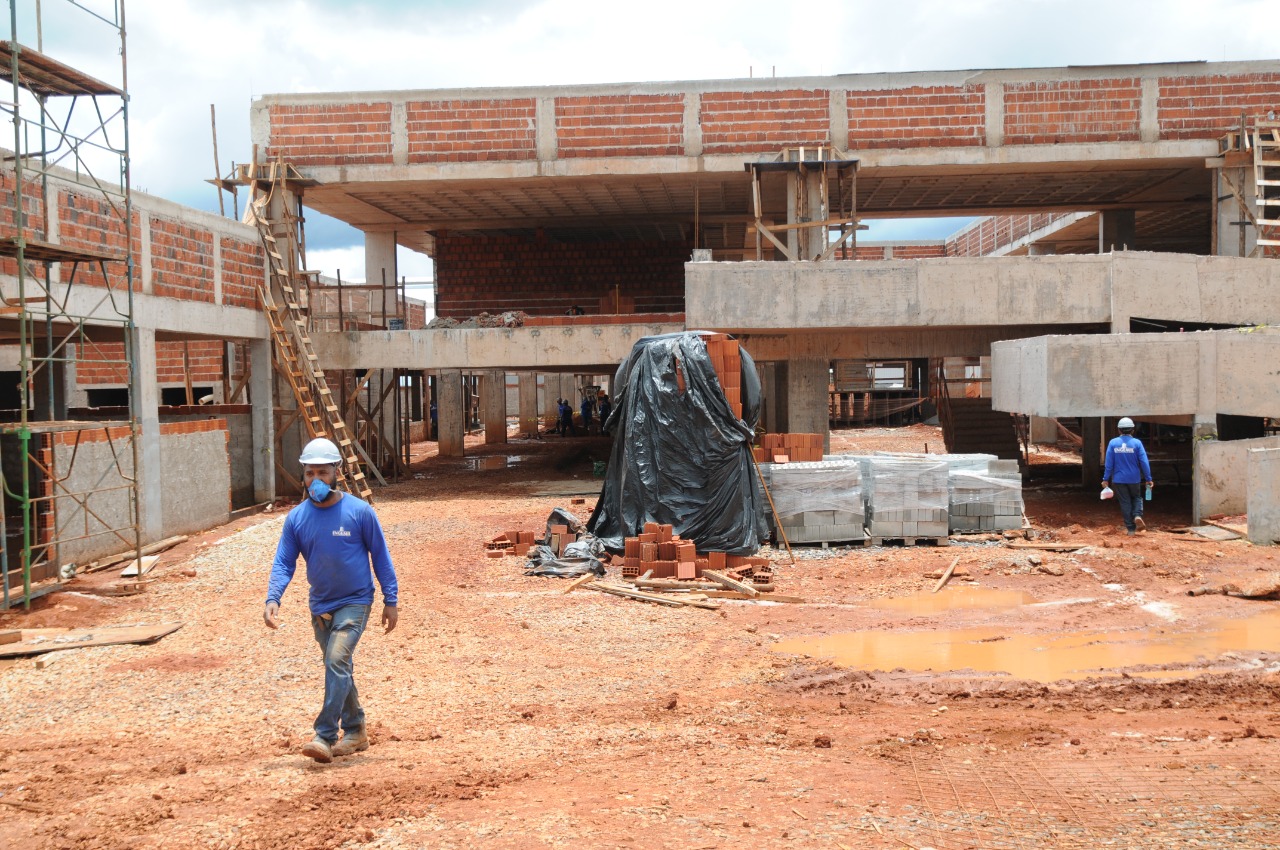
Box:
[1102,417,1153,536]
[598,393,612,436]
[580,395,594,435]
[264,437,399,763]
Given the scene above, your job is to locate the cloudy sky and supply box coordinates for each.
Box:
[17,0,1278,283]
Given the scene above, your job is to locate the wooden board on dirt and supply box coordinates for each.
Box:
[1006,541,1089,551]
[700,590,805,603]
[0,623,183,658]
[1190,524,1242,541]
[120,555,160,578]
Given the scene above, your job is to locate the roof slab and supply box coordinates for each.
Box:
[252,61,1279,256]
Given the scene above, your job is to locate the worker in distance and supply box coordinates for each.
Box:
[1101,417,1154,536]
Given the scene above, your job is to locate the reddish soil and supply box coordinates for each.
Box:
[1,425,1278,849]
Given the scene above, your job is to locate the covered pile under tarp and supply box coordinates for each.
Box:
[587,331,767,554]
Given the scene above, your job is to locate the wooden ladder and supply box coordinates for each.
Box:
[1254,121,1280,257]
[248,171,373,502]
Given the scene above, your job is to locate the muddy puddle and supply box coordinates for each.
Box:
[776,588,1280,682]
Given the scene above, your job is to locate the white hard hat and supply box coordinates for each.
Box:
[299,437,342,465]
[1117,417,1135,430]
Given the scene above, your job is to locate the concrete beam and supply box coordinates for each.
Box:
[992,328,1280,420]
[313,321,683,371]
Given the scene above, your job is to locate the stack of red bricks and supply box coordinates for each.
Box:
[753,433,824,463]
[485,529,537,558]
[621,521,772,582]
[705,334,743,419]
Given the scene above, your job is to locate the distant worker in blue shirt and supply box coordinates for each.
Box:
[1102,417,1153,536]
[598,393,613,436]
[264,437,399,763]
[580,396,594,435]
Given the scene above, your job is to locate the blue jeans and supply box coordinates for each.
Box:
[1114,482,1144,532]
[310,603,369,742]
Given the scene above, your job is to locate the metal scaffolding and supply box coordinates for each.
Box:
[0,1,141,608]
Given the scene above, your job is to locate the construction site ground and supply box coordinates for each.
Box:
[3,424,1279,849]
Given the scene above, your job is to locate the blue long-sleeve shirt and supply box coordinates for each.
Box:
[1103,434,1152,484]
[266,494,398,614]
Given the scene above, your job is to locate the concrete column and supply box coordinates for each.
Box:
[364,231,397,290]
[248,338,275,504]
[1029,416,1058,444]
[129,327,162,541]
[1190,414,1218,524]
[784,357,830,453]
[482,370,507,445]
[1099,210,1136,253]
[437,369,465,458]
[518,372,540,436]
[1214,164,1258,257]
[757,361,779,434]
[1081,417,1102,487]
[785,166,827,260]
[1247,447,1280,545]
[31,339,67,420]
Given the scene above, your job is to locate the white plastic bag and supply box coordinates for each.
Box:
[1100,486,1114,500]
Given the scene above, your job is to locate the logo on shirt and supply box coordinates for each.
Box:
[1115,445,1134,453]
[332,526,352,538]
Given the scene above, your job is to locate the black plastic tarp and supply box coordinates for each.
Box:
[587,331,767,554]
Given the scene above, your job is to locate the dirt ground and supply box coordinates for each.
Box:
[3,424,1280,849]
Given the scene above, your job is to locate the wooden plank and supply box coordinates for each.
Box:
[1005,541,1088,551]
[702,569,759,598]
[700,590,805,603]
[585,582,719,610]
[932,556,961,593]
[0,623,183,658]
[562,573,597,594]
[0,629,21,645]
[119,555,160,578]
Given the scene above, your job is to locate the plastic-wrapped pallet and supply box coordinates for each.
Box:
[758,459,865,544]
[950,459,1024,532]
[864,457,949,539]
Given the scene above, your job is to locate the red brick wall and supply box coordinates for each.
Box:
[267,102,393,166]
[77,340,226,388]
[945,212,1075,257]
[700,89,829,154]
[1158,73,1280,139]
[434,233,688,317]
[56,187,138,289]
[407,97,536,163]
[556,94,684,157]
[1004,79,1142,144]
[848,86,984,148]
[220,236,263,308]
[0,170,46,279]
[151,217,214,302]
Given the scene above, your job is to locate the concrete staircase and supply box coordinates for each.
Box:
[941,397,1023,460]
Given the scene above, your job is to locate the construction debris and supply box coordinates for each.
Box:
[1188,572,1280,599]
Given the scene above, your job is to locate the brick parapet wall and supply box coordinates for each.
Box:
[945,212,1077,257]
[556,94,684,158]
[435,233,688,318]
[261,64,1280,165]
[151,216,215,302]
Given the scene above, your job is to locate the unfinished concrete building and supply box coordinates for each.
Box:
[252,60,1280,535]
[4,44,1280,607]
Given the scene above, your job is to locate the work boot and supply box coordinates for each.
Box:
[301,736,333,763]
[1126,529,1135,536]
[333,728,369,757]
[1134,516,1146,532]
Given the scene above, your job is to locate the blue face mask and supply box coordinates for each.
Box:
[307,478,332,503]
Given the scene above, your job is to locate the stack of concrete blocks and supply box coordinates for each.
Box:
[864,457,950,540]
[759,459,865,544]
[949,459,1024,532]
